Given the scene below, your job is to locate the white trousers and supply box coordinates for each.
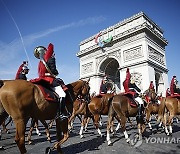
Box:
[135,97,144,105]
[54,86,66,98]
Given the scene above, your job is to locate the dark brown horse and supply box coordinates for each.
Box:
[157,96,180,135]
[0,79,90,154]
[106,94,146,146]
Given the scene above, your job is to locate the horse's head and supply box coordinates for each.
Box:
[71,79,90,98]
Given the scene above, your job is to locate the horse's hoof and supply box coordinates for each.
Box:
[166,132,170,136]
[45,147,52,154]
[47,138,51,143]
[28,141,33,145]
[80,135,84,139]
[6,130,10,134]
[0,146,4,150]
[38,133,41,136]
[126,138,131,144]
[108,141,113,146]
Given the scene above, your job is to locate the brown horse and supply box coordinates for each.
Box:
[69,96,93,138]
[27,118,51,145]
[0,79,90,154]
[87,93,116,137]
[106,94,146,146]
[144,89,160,130]
[157,96,180,135]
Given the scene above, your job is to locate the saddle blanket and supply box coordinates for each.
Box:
[30,78,59,103]
[119,92,137,107]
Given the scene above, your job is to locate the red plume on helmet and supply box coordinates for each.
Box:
[126,68,131,80]
[170,76,176,95]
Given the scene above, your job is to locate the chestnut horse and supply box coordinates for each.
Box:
[0,79,90,154]
[106,94,146,146]
[144,89,160,130]
[27,118,51,145]
[87,93,116,138]
[68,95,93,138]
[157,96,180,135]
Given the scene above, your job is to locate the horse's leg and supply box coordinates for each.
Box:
[2,121,9,134]
[79,115,86,138]
[48,119,54,129]
[68,109,76,131]
[14,119,27,154]
[121,117,130,143]
[110,119,114,133]
[93,114,103,137]
[35,121,41,136]
[27,118,36,145]
[163,111,170,135]
[146,110,153,131]
[106,104,117,146]
[53,119,69,153]
[106,112,114,146]
[167,112,175,135]
[84,117,91,131]
[99,115,103,127]
[40,120,51,142]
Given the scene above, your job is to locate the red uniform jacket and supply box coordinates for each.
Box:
[38,43,55,84]
[15,62,26,79]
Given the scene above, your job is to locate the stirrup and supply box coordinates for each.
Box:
[55,114,68,120]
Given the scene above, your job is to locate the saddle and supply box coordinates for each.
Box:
[30,78,59,103]
[122,92,138,107]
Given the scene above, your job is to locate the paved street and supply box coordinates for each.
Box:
[0,116,180,154]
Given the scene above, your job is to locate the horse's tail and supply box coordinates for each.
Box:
[0,80,4,88]
[0,102,9,125]
[157,97,166,123]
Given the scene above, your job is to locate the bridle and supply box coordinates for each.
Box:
[73,80,90,100]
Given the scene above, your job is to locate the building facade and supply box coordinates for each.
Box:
[76,12,169,96]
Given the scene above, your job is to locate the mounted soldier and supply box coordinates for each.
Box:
[123,68,145,121]
[149,81,155,91]
[99,75,108,95]
[170,76,180,96]
[15,61,29,80]
[33,43,68,120]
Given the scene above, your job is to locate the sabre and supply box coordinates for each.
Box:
[1,0,32,68]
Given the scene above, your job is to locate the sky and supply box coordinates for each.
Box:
[0,0,180,85]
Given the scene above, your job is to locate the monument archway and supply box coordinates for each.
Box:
[77,12,169,96]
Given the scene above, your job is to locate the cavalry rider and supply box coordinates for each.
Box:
[99,75,108,95]
[170,76,180,96]
[15,61,29,80]
[123,68,145,121]
[34,43,68,120]
[149,81,155,91]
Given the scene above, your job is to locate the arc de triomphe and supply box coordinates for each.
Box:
[76,12,169,96]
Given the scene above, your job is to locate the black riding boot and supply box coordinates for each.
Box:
[136,104,145,124]
[55,97,68,120]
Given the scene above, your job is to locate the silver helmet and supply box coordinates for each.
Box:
[34,46,47,59]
